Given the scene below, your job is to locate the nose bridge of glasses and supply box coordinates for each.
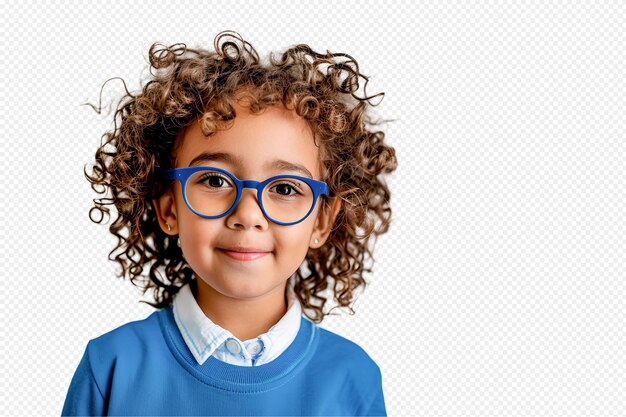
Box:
[236,179,263,209]
[240,179,262,191]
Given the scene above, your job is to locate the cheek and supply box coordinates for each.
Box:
[177,212,220,258]
[273,223,315,259]
[274,238,310,278]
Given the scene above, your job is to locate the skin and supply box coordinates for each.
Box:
[152,99,341,341]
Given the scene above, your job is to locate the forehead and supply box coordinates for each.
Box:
[173,102,321,178]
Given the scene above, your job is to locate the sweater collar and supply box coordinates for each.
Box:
[159,303,318,391]
[172,279,302,366]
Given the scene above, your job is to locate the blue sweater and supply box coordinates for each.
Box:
[61,305,387,416]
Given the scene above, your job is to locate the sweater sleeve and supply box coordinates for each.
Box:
[362,363,387,416]
[61,342,106,416]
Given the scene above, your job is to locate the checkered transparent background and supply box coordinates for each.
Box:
[1,1,625,416]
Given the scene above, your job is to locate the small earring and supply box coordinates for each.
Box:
[166,222,171,232]
[314,238,319,244]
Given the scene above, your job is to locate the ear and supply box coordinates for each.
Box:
[311,196,342,248]
[152,189,178,236]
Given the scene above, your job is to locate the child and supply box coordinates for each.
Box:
[62,30,397,416]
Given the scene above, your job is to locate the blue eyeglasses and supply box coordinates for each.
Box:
[164,166,331,226]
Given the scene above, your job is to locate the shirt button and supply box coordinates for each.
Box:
[246,339,264,355]
[225,339,241,355]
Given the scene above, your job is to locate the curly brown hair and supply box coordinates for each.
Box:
[84,30,398,323]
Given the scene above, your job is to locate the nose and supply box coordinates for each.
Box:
[226,187,269,230]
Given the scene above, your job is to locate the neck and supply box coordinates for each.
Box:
[191,278,288,341]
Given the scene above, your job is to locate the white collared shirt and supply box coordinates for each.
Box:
[172,280,302,366]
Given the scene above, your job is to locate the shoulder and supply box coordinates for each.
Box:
[83,309,164,377]
[310,321,383,380]
[87,308,162,353]
[70,309,165,401]
[306,321,385,413]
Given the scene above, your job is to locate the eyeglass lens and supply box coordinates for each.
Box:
[185,168,315,223]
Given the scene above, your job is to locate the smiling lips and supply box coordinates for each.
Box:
[218,247,271,262]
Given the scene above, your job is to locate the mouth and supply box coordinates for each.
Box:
[218,247,272,262]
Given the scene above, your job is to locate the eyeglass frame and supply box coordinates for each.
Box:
[164,165,332,226]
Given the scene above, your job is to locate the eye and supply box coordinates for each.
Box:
[269,181,302,196]
[197,173,232,189]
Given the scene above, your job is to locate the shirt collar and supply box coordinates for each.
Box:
[172,280,302,365]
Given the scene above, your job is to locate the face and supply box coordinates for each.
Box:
[153,100,341,305]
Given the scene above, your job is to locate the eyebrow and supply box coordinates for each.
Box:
[188,151,314,178]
